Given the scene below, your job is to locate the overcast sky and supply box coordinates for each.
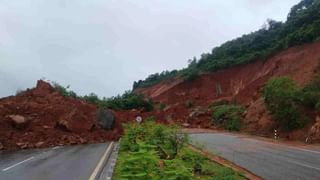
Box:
[0,0,301,98]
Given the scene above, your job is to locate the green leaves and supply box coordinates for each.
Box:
[52,82,154,111]
[300,74,320,107]
[133,70,179,89]
[114,122,192,179]
[263,77,298,107]
[114,121,245,180]
[211,104,245,131]
[119,147,160,179]
[263,77,308,130]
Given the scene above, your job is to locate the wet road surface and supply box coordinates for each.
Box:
[190,133,320,180]
[0,143,112,180]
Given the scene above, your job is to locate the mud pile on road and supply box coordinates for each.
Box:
[135,42,320,142]
[0,80,123,151]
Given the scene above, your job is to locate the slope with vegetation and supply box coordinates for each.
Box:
[52,82,154,112]
[130,0,320,142]
[134,0,320,89]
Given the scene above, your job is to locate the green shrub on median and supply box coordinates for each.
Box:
[113,120,246,180]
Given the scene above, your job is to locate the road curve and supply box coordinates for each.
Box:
[190,133,320,180]
[0,143,112,180]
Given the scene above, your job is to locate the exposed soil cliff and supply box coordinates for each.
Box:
[2,43,320,151]
[135,43,320,142]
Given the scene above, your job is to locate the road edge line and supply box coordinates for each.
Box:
[88,142,114,180]
[188,144,262,180]
[2,156,35,172]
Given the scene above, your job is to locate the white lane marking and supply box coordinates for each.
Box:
[287,146,320,154]
[2,157,35,172]
[285,158,320,171]
[196,133,320,155]
[52,146,61,150]
[88,142,114,180]
[245,139,320,155]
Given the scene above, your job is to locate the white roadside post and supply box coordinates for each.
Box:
[305,136,309,143]
[136,116,142,124]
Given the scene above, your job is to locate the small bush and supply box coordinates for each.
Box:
[179,148,206,174]
[211,104,244,131]
[119,146,160,179]
[122,121,187,159]
[263,77,307,130]
[145,116,156,122]
[52,82,76,98]
[159,103,166,110]
[208,99,229,108]
[300,74,320,108]
[186,100,193,108]
[182,67,199,81]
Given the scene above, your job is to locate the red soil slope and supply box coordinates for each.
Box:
[135,43,320,142]
[0,80,123,151]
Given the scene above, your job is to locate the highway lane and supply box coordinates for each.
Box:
[0,143,112,180]
[190,133,320,180]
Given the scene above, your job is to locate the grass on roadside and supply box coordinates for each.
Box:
[112,120,246,180]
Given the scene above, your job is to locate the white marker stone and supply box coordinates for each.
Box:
[136,116,142,123]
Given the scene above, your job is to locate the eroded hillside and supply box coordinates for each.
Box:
[135,43,320,142]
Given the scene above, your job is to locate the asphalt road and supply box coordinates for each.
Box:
[190,133,320,180]
[0,143,112,180]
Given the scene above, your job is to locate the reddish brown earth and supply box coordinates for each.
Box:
[135,42,320,142]
[0,80,123,151]
[2,43,320,151]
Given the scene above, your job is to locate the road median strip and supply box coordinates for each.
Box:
[188,144,262,180]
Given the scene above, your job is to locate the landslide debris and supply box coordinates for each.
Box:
[0,80,122,151]
[7,115,29,130]
[96,108,116,130]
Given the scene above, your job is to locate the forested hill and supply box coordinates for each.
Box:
[133,0,320,90]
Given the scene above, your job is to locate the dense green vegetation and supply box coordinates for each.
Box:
[263,77,306,130]
[51,82,154,111]
[133,0,320,89]
[113,121,245,179]
[300,74,320,112]
[133,70,178,89]
[210,102,245,131]
[263,75,320,130]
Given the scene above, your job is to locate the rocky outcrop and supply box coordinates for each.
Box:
[7,115,29,130]
[57,108,95,133]
[96,108,116,130]
[308,116,320,142]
